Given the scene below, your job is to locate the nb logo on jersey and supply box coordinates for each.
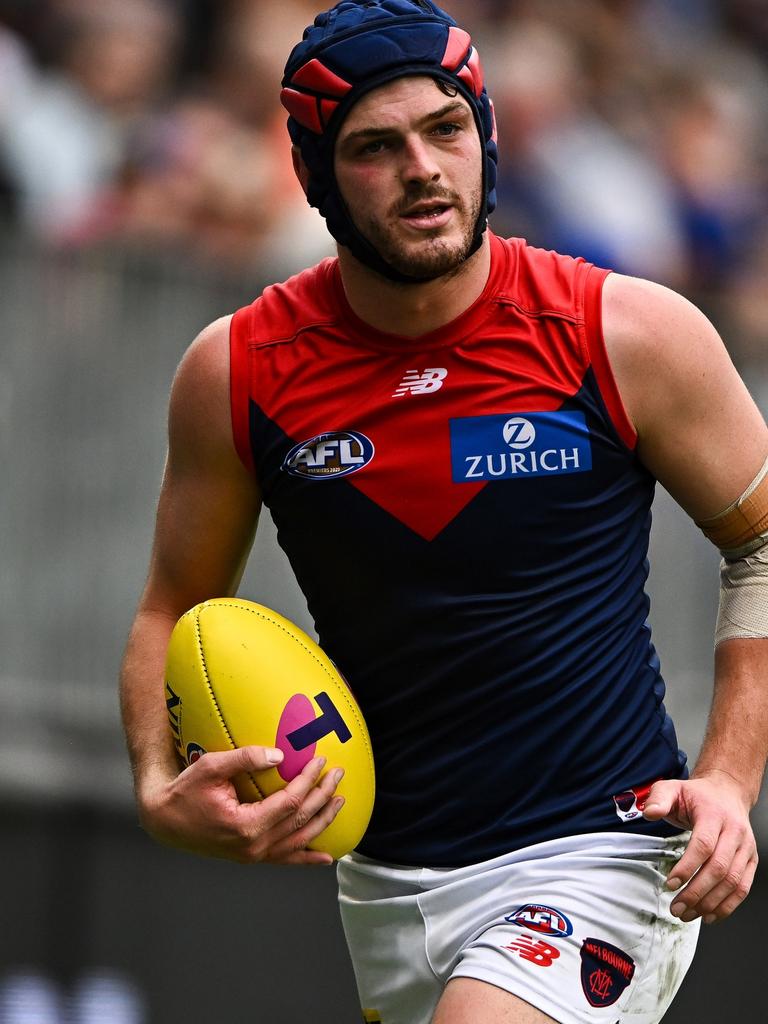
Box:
[393,367,447,397]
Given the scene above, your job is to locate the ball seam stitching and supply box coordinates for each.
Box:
[193,607,267,800]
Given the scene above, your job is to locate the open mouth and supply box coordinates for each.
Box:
[400,203,453,229]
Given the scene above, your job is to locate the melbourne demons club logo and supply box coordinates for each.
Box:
[580,938,635,1007]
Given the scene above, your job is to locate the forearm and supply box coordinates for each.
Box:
[120,605,182,804]
[692,637,768,808]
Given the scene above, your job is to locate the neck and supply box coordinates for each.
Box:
[337,236,492,337]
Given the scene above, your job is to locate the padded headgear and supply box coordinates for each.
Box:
[281,0,498,283]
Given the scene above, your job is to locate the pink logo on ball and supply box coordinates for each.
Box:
[275,694,317,781]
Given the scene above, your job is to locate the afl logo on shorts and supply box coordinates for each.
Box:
[283,431,375,479]
[505,904,573,938]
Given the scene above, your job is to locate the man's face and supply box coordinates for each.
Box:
[334,76,483,280]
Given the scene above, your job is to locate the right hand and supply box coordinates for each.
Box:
[138,746,345,865]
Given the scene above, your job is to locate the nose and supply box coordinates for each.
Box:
[400,133,441,186]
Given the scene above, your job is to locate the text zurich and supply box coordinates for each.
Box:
[463,447,582,480]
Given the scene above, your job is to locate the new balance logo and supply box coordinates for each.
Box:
[393,368,447,397]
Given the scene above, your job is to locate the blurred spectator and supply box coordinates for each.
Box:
[488,13,688,282]
[1,0,768,300]
[0,0,179,240]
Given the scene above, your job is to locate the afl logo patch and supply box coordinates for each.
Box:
[282,431,375,479]
[186,742,206,764]
[505,904,573,937]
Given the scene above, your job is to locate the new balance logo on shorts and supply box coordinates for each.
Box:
[392,368,447,397]
[503,935,561,967]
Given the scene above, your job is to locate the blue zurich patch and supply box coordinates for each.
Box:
[450,411,592,483]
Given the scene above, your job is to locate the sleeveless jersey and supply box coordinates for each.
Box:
[230,232,685,867]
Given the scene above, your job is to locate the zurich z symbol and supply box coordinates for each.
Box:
[393,367,447,397]
[505,904,573,938]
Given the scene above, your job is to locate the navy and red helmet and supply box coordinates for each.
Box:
[281,0,498,283]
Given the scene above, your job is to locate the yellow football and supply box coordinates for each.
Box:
[164,598,375,859]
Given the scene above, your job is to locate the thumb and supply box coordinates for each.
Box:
[195,745,284,780]
[642,779,679,820]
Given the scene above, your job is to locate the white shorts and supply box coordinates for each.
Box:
[337,832,701,1024]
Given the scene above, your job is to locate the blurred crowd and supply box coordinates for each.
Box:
[1,0,768,373]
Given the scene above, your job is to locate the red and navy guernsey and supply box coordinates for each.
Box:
[230,232,685,867]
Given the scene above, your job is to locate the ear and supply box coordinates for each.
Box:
[291,145,311,196]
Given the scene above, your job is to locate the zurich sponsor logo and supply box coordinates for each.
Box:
[505,904,573,938]
[450,411,592,482]
[283,430,374,480]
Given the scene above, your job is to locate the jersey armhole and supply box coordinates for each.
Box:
[229,305,255,473]
[582,265,638,451]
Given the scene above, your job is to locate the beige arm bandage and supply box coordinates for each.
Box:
[716,546,768,645]
[695,457,768,645]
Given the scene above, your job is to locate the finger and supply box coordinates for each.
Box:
[692,840,755,921]
[265,795,346,863]
[192,745,284,781]
[642,781,681,821]
[703,854,759,923]
[267,767,345,844]
[666,816,722,891]
[241,756,329,831]
[669,825,742,919]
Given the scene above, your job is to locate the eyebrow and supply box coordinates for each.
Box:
[338,101,470,147]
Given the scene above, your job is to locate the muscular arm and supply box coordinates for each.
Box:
[121,316,260,793]
[120,316,342,864]
[603,274,768,921]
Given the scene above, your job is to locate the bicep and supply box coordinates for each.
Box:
[141,317,262,616]
[603,273,768,520]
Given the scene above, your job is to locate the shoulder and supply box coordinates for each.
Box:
[601,272,734,435]
[173,315,232,399]
[602,272,722,357]
[169,315,234,460]
[600,273,767,518]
